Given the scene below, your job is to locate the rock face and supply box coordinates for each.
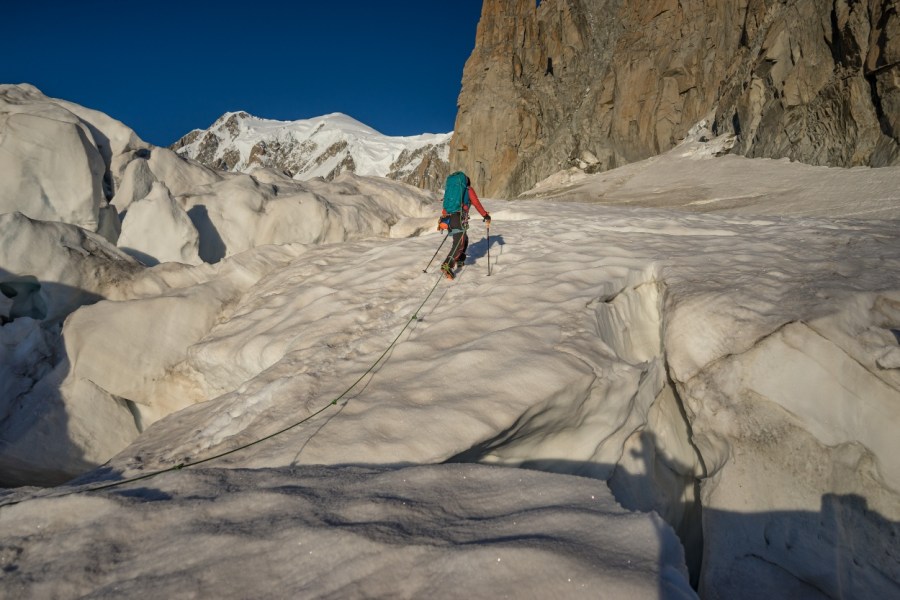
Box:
[452,0,900,197]
[171,112,452,191]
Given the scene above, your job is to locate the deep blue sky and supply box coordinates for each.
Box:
[4,1,484,146]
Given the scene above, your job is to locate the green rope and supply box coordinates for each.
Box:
[1,270,449,505]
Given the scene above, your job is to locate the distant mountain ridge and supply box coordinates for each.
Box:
[171,111,451,191]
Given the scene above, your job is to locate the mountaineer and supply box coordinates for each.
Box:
[437,172,490,280]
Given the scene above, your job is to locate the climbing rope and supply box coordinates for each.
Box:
[0,268,449,506]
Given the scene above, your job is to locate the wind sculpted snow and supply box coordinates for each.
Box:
[2,100,900,597]
[6,194,898,597]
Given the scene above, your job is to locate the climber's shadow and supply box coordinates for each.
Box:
[466,233,504,262]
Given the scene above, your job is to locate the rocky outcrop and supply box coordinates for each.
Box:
[387,145,452,190]
[452,0,900,198]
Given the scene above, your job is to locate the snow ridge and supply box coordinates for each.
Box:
[170,111,452,190]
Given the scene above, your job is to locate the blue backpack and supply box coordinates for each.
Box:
[443,172,468,214]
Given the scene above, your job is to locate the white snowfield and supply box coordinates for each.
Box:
[526,126,900,220]
[1,92,900,598]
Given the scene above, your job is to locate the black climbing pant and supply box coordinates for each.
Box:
[442,212,468,268]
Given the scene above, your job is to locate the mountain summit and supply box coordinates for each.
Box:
[171,111,451,191]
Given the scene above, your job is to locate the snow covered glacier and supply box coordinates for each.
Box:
[1,84,899,599]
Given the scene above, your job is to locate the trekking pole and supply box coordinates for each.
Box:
[423,232,449,273]
[486,222,492,277]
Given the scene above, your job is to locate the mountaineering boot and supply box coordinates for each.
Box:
[441,262,455,280]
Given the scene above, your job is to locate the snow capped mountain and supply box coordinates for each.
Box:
[171,111,452,190]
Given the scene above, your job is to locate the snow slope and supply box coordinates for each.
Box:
[524,124,900,219]
[2,109,900,598]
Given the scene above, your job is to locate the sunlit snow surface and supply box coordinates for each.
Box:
[2,130,900,598]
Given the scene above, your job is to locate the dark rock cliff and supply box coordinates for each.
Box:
[451,0,900,197]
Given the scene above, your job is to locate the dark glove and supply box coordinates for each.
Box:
[483,213,491,225]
